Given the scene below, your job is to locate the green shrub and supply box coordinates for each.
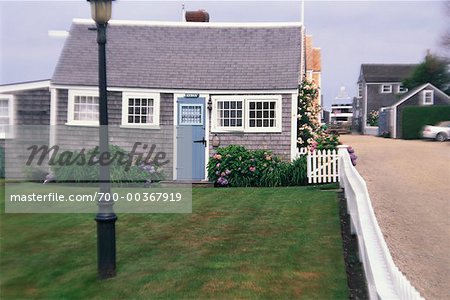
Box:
[207,145,307,187]
[402,105,450,139]
[51,144,165,186]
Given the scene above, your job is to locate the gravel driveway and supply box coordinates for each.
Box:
[340,135,450,300]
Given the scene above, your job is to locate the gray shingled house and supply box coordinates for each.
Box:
[49,19,304,181]
[0,80,51,139]
[378,83,450,138]
[353,64,417,135]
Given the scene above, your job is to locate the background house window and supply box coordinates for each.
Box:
[216,100,243,129]
[212,95,282,133]
[68,90,99,125]
[122,92,160,127]
[397,85,408,93]
[423,90,434,105]
[357,83,363,98]
[0,95,13,137]
[381,84,392,93]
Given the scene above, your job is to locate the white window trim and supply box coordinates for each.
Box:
[211,95,245,132]
[121,92,160,129]
[211,95,282,133]
[0,94,15,139]
[380,84,392,93]
[397,85,408,94]
[67,89,99,126]
[423,90,434,105]
[245,96,282,133]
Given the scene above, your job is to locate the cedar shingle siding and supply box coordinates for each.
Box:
[55,90,174,179]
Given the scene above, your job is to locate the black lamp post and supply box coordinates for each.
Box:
[87,0,117,280]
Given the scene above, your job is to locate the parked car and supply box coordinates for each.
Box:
[421,121,450,142]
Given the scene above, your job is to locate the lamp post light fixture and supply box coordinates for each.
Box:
[87,0,117,280]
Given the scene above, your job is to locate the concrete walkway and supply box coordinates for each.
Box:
[340,135,450,300]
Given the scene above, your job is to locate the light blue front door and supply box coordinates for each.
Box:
[176,98,206,180]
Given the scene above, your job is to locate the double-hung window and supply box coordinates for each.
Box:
[380,84,392,93]
[68,90,99,125]
[0,95,13,138]
[122,92,160,128]
[423,90,434,105]
[212,95,282,133]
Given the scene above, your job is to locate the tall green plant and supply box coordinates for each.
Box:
[298,78,321,148]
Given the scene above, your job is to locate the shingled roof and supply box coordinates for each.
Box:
[360,64,417,82]
[52,19,303,90]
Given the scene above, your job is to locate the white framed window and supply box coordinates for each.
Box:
[211,95,282,133]
[0,94,14,138]
[357,83,363,98]
[121,92,160,128]
[380,84,392,93]
[423,90,434,105]
[67,90,99,126]
[212,96,244,131]
[397,85,408,93]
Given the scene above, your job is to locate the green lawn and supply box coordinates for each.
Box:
[0,186,348,299]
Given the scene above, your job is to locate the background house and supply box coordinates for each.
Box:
[0,80,51,140]
[353,64,417,135]
[304,35,322,120]
[378,83,450,138]
[0,80,51,178]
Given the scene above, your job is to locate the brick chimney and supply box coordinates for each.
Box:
[185,10,209,22]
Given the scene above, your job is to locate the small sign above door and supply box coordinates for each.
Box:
[184,93,199,98]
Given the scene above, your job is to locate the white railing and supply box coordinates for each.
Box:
[296,147,339,184]
[338,146,424,300]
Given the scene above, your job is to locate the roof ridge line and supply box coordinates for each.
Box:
[72,18,303,28]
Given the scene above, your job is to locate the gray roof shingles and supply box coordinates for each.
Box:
[52,21,302,90]
[361,64,417,82]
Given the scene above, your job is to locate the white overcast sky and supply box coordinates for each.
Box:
[0,1,448,109]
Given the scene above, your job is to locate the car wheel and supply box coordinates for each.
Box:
[436,133,447,142]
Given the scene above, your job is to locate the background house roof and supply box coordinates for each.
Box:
[391,82,450,108]
[360,64,417,82]
[52,20,303,90]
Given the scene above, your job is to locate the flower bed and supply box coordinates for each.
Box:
[207,145,307,187]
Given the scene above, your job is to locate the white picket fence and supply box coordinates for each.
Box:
[338,146,424,300]
[297,147,339,184]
